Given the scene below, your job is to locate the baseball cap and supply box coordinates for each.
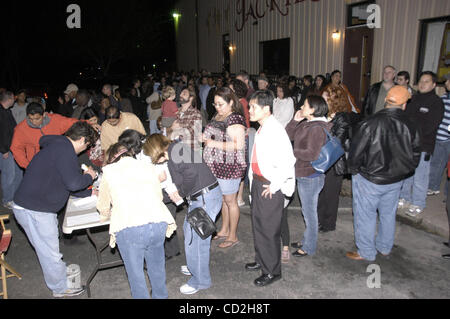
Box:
[258,76,269,83]
[64,84,79,95]
[385,85,412,106]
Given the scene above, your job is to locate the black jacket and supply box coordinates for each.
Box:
[0,104,17,154]
[57,100,77,118]
[404,90,445,154]
[330,112,362,175]
[348,108,421,185]
[361,82,382,118]
[167,142,217,198]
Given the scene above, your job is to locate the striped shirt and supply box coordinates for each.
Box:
[436,93,450,141]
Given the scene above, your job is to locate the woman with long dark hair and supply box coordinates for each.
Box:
[79,107,104,168]
[308,75,327,96]
[202,87,247,249]
[322,70,360,114]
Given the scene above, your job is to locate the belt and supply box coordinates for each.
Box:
[188,182,220,202]
[253,174,270,184]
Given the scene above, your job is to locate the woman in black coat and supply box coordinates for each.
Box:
[317,89,361,232]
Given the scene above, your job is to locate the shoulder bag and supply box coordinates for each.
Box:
[187,207,217,242]
[311,128,345,174]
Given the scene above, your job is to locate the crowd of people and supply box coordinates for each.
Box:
[0,65,449,299]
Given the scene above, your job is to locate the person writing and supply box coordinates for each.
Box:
[13,122,98,298]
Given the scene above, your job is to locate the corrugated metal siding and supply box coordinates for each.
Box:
[371,0,450,83]
[175,0,450,80]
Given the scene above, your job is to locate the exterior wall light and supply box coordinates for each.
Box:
[332,30,340,40]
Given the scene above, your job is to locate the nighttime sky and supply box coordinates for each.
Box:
[1,0,178,90]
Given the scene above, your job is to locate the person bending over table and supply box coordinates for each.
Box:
[97,142,176,299]
[13,122,98,298]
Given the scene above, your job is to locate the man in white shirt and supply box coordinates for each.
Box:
[244,90,296,287]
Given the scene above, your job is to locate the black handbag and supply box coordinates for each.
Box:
[186,207,217,242]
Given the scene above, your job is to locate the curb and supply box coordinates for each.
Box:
[240,205,447,239]
[396,210,448,239]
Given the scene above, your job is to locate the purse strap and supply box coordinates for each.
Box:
[311,123,332,143]
[321,127,331,139]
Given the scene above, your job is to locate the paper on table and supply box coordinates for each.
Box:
[66,210,101,227]
[72,195,98,210]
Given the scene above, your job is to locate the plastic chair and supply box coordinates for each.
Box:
[0,215,22,299]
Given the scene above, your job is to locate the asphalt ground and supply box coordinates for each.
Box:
[3,195,450,302]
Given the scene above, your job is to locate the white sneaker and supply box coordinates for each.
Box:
[427,190,440,196]
[53,287,85,298]
[3,201,14,210]
[181,265,192,276]
[180,284,199,295]
[406,205,423,217]
[398,198,408,209]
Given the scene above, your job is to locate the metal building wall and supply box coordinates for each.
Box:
[371,0,450,83]
[175,0,450,82]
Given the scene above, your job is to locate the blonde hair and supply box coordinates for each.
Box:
[142,134,172,164]
[162,86,176,100]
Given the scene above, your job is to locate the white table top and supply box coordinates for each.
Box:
[62,196,110,235]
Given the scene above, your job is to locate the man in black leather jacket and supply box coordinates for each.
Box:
[346,86,421,261]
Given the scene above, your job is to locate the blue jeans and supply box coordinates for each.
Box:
[297,175,325,256]
[149,120,161,135]
[184,186,223,290]
[0,152,23,204]
[400,152,431,209]
[352,174,402,261]
[13,207,67,294]
[116,223,168,299]
[429,140,450,192]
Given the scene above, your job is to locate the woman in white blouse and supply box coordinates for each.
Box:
[97,142,176,299]
[273,84,295,128]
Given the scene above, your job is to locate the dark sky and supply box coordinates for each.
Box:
[1,0,178,91]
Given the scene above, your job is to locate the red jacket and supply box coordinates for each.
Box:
[11,113,79,169]
[448,156,450,178]
[240,98,251,129]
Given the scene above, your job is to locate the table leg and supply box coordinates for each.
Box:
[85,228,124,298]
